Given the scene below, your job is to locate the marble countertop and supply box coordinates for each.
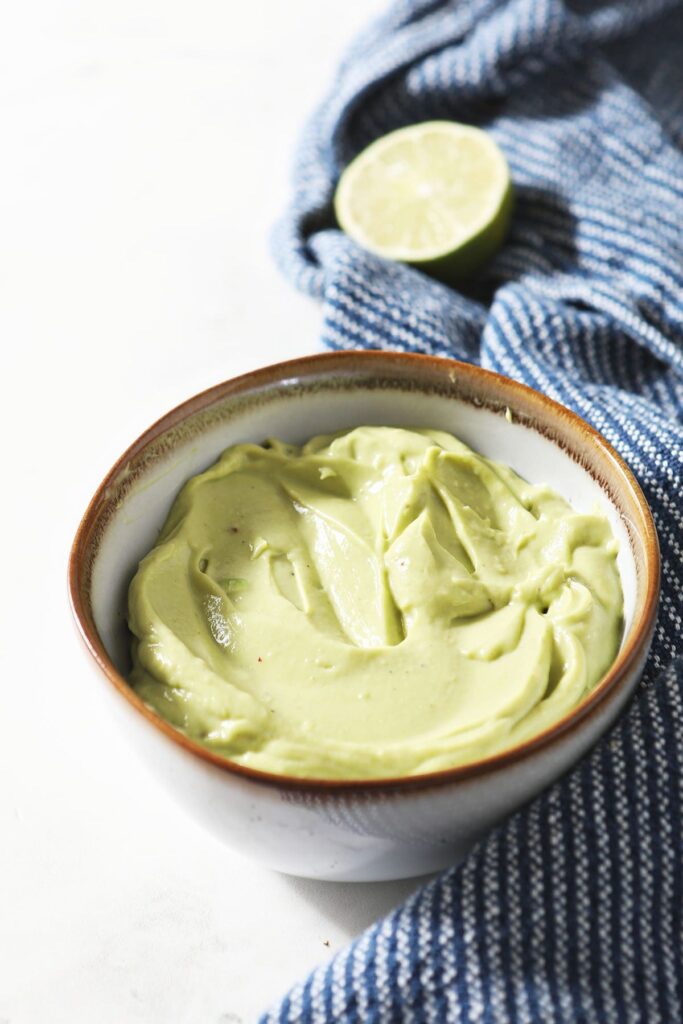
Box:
[0,2,429,1021]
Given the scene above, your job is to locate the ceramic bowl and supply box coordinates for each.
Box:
[69,351,659,881]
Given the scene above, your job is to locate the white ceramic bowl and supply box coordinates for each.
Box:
[69,352,659,881]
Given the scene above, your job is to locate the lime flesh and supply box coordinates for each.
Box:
[334,121,513,282]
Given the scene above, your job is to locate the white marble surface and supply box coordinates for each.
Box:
[0,3,431,1022]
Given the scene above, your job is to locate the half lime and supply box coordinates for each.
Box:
[334,121,513,283]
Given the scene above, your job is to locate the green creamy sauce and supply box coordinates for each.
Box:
[128,426,623,779]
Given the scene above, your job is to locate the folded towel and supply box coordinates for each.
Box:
[263,1,683,1019]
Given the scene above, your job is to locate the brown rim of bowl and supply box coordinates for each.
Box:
[68,350,660,794]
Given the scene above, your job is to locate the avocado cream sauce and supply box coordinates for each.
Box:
[128,427,623,779]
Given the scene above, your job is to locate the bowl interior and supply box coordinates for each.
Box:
[85,369,639,679]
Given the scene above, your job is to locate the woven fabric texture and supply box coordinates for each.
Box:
[263,1,683,1020]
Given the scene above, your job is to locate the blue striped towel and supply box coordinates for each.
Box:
[263,1,683,1020]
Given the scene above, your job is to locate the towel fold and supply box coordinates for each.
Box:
[264,1,683,1019]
